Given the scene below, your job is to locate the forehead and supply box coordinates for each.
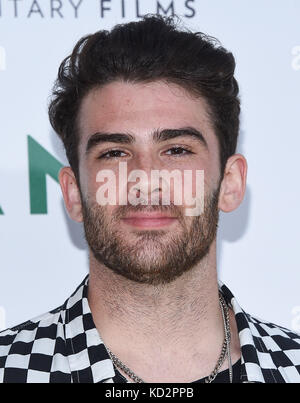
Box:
[78,80,218,150]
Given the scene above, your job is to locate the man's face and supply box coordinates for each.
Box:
[77,80,222,285]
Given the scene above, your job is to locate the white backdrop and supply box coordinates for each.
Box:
[0,0,299,332]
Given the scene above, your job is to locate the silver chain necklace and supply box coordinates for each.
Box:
[105,292,233,383]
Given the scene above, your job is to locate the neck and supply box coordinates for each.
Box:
[87,240,240,382]
[89,243,219,337]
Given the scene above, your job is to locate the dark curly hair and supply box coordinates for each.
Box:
[48,14,240,184]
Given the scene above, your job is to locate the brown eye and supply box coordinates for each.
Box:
[98,150,127,159]
[165,147,193,156]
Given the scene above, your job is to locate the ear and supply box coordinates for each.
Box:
[58,167,83,222]
[218,154,247,213]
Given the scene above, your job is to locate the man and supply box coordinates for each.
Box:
[1,14,300,384]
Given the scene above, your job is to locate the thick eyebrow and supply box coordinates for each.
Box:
[86,132,135,155]
[85,126,208,155]
[153,127,208,148]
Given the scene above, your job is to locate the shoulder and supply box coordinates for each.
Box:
[220,282,300,354]
[219,281,300,382]
[246,312,300,349]
[244,312,300,381]
[0,305,65,381]
[0,305,64,341]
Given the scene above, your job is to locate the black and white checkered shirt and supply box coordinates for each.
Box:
[1,275,300,383]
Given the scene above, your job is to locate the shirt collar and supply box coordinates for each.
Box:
[218,280,266,383]
[62,275,268,383]
[63,275,115,383]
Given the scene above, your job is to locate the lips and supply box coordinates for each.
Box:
[121,212,178,228]
[124,212,176,219]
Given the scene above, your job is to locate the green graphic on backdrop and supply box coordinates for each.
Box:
[0,206,3,215]
[28,135,63,214]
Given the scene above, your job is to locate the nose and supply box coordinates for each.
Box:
[128,170,162,206]
[127,155,164,206]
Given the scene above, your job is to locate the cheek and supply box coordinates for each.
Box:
[83,161,118,202]
[180,170,206,208]
[184,159,209,191]
[85,169,101,201]
[160,164,207,209]
[93,164,129,211]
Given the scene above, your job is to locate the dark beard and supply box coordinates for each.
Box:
[81,186,220,286]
